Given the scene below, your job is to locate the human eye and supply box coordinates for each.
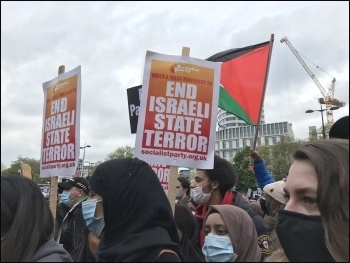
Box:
[303,196,318,206]
[204,228,210,236]
[217,228,228,235]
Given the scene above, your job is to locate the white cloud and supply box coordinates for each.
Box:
[1,1,349,168]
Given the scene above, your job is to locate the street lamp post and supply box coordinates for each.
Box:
[306,98,339,139]
[85,161,95,177]
[80,143,91,177]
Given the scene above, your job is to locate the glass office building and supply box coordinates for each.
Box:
[215,109,294,162]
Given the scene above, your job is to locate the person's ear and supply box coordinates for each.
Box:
[78,189,84,197]
[211,181,219,190]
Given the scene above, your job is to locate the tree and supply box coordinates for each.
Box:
[105,146,134,160]
[233,135,305,191]
[85,160,102,180]
[1,162,6,174]
[1,156,49,184]
[308,123,333,141]
[258,135,303,181]
[233,146,258,192]
[308,128,319,141]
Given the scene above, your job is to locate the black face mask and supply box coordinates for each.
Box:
[276,210,334,262]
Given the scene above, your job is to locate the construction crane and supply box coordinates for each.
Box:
[280,36,345,124]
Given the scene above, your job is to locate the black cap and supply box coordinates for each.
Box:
[58,177,90,194]
[329,116,349,139]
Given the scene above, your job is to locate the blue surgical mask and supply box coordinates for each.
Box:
[60,190,73,207]
[202,233,238,262]
[82,198,105,237]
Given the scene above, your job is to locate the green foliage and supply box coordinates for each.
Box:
[233,136,305,191]
[308,123,333,141]
[1,156,49,184]
[2,145,136,184]
[261,135,303,181]
[105,146,134,160]
[1,162,6,173]
[86,160,102,179]
[308,128,319,141]
[233,146,258,192]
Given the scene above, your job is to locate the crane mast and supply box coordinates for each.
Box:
[280,36,338,124]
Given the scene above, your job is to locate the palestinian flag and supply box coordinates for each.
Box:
[207,41,272,125]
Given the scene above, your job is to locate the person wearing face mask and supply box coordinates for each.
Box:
[191,155,271,259]
[271,139,349,262]
[56,177,92,261]
[203,205,261,262]
[176,177,191,206]
[79,189,105,261]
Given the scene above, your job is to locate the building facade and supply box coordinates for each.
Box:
[215,109,294,162]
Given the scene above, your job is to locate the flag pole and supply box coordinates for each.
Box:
[251,34,274,162]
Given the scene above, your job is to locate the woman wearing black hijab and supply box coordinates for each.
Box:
[174,204,205,262]
[88,157,184,262]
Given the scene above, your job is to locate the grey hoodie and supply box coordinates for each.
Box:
[30,239,73,262]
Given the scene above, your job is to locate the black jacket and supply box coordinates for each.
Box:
[58,202,92,261]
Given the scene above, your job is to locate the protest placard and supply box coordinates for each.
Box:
[149,164,170,196]
[40,66,81,178]
[134,51,221,169]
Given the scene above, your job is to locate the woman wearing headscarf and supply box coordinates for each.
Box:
[203,204,261,262]
[174,204,205,262]
[88,157,184,262]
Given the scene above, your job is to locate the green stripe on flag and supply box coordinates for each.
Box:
[218,86,256,125]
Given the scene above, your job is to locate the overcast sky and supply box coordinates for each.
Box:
[1,1,349,168]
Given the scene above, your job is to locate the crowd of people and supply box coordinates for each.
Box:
[1,116,348,262]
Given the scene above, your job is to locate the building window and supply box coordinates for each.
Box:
[265,137,269,145]
[279,123,283,134]
[272,137,277,144]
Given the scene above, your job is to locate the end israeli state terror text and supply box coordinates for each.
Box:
[143,81,210,153]
[42,98,76,162]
